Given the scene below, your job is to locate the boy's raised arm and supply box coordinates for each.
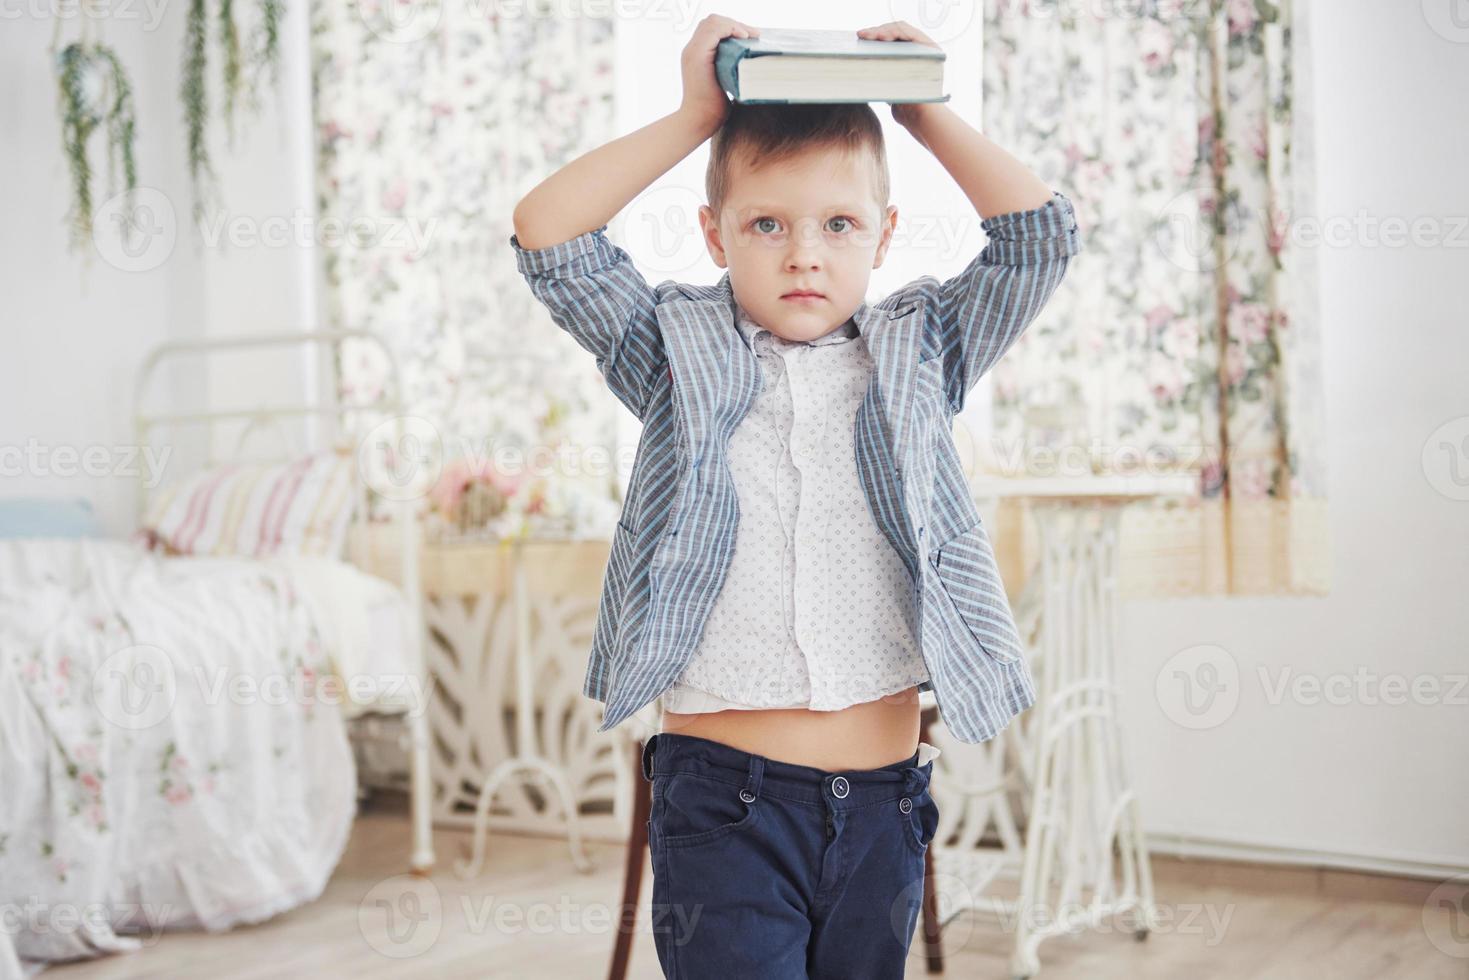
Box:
[859,20,1083,417]
[509,15,757,421]
[512,14,758,247]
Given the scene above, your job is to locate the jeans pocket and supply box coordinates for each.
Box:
[902,788,940,854]
[653,773,762,850]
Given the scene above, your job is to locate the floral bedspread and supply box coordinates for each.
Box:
[0,539,358,974]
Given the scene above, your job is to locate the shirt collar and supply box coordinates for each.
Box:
[734,302,860,349]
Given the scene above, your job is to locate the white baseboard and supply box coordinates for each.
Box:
[1144,829,1469,882]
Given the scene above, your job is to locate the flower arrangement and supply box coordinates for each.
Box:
[425,453,620,543]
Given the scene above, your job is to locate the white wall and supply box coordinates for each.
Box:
[2,8,202,533]
[0,0,318,535]
[1123,0,1469,877]
[612,2,1469,876]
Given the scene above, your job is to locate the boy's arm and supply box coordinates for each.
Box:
[858,22,1081,415]
[510,14,758,421]
[900,102,1081,416]
[508,116,701,422]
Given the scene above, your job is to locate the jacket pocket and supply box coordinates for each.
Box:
[604,519,637,606]
[602,520,637,637]
[932,522,1022,665]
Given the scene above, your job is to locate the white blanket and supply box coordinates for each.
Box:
[0,539,384,973]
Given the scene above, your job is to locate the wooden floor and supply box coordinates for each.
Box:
[45,794,1465,979]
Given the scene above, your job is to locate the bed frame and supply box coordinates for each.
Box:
[133,330,435,875]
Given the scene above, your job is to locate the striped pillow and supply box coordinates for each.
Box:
[141,452,357,559]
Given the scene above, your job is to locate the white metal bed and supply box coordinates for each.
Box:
[133,329,435,875]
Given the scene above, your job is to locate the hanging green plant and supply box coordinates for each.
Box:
[55,0,287,251]
[252,0,285,97]
[181,0,287,221]
[181,0,215,223]
[55,41,138,251]
[219,0,243,143]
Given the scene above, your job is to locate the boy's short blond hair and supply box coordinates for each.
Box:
[705,103,891,220]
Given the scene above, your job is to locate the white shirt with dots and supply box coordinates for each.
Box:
[660,301,933,715]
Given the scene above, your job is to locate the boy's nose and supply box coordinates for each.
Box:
[784,241,823,271]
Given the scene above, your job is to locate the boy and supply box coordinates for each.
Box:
[511,15,1080,977]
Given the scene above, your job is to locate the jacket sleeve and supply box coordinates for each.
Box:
[922,191,1083,415]
[510,225,667,422]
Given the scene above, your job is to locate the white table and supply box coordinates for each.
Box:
[932,473,1196,979]
[453,534,604,877]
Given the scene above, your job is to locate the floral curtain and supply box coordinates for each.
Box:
[310,2,623,537]
[981,0,1328,595]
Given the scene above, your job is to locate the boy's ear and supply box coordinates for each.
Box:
[699,205,728,269]
[872,205,899,269]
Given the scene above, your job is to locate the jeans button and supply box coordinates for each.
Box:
[739,789,756,803]
[899,797,913,813]
[831,776,850,799]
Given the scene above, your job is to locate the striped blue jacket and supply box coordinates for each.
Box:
[510,191,1081,743]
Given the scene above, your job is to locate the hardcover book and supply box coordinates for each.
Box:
[715,27,949,105]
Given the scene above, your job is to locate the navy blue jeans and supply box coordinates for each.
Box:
[640,731,939,979]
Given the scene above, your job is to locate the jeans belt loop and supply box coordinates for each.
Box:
[903,766,927,796]
[640,733,659,783]
[743,754,765,802]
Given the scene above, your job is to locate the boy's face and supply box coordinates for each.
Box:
[699,144,899,344]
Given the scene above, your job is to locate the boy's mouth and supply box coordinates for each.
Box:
[781,289,826,302]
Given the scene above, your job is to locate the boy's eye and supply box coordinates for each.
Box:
[751,215,856,236]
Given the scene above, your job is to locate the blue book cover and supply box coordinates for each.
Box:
[715,27,950,105]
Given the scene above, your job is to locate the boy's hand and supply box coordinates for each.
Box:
[855,21,942,132]
[680,14,760,135]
